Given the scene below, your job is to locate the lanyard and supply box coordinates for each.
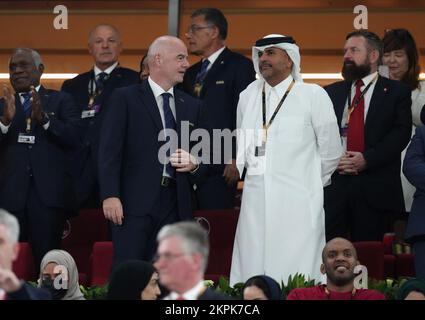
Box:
[346,74,378,124]
[262,80,295,141]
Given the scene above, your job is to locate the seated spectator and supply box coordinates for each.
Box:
[154,221,230,300]
[287,237,385,300]
[0,209,50,300]
[38,249,85,300]
[243,275,284,300]
[107,260,160,300]
[397,278,425,300]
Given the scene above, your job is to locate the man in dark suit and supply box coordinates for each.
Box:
[155,221,229,300]
[403,126,425,280]
[324,31,412,241]
[181,8,256,209]
[99,36,206,267]
[61,24,139,209]
[0,48,81,268]
[0,209,51,300]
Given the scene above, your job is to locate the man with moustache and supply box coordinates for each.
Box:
[98,36,205,267]
[181,8,256,209]
[287,238,385,300]
[230,34,342,285]
[62,24,139,209]
[324,30,412,242]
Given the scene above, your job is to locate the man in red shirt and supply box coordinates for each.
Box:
[287,237,385,300]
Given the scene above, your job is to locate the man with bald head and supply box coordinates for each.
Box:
[62,24,139,209]
[99,36,205,267]
[287,238,385,300]
[0,48,81,268]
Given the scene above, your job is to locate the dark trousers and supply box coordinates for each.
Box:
[414,240,425,281]
[324,177,388,242]
[111,185,179,271]
[196,172,237,210]
[14,179,65,272]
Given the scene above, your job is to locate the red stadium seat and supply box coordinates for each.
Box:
[90,241,114,286]
[62,208,109,284]
[194,209,239,281]
[353,241,385,280]
[12,242,36,281]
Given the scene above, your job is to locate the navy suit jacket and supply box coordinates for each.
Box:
[325,76,412,211]
[98,80,205,220]
[61,67,139,201]
[7,283,51,300]
[180,48,255,164]
[0,87,81,212]
[403,126,425,240]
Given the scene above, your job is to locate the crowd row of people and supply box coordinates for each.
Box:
[0,7,424,293]
[1,209,424,300]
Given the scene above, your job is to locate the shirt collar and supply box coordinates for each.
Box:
[265,74,294,97]
[169,280,205,300]
[19,84,41,97]
[354,71,378,88]
[94,61,118,77]
[148,76,174,99]
[204,46,226,69]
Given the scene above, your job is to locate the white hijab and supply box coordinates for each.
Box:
[252,34,303,82]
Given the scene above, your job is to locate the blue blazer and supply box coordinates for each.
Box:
[0,87,81,212]
[98,80,205,220]
[325,76,412,212]
[403,125,425,240]
[180,48,256,163]
[61,67,139,203]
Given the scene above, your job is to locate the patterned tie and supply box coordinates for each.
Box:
[193,59,210,97]
[21,92,32,116]
[347,79,365,152]
[96,72,109,93]
[162,92,176,178]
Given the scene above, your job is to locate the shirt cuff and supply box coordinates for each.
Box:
[42,121,50,130]
[0,120,10,134]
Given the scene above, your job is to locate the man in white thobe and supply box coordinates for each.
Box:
[230,34,343,285]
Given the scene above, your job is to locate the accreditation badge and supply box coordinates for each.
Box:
[81,109,96,119]
[18,132,35,144]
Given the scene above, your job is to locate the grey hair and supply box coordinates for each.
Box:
[157,221,209,273]
[0,208,20,244]
[11,48,43,68]
[88,24,122,43]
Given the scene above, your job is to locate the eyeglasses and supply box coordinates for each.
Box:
[153,252,186,263]
[186,24,214,35]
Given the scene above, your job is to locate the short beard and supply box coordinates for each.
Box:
[327,271,356,287]
[342,61,371,81]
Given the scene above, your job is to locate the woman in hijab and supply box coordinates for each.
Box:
[38,249,85,300]
[107,260,160,300]
[242,275,284,300]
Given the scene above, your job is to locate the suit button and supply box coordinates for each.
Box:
[85,141,90,146]
[89,120,94,125]
[28,145,32,149]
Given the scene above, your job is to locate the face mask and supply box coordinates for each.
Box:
[41,278,68,300]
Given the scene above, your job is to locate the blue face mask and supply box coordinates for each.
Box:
[41,278,68,300]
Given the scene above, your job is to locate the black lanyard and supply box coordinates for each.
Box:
[346,74,378,123]
[261,80,295,140]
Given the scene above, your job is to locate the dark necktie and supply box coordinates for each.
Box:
[96,72,109,93]
[21,92,32,116]
[162,92,176,178]
[347,79,365,152]
[193,59,210,97]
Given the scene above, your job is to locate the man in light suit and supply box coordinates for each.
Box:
[324,30,412,241]
[181,8,256,209]
[62,24,139,209]
[98,36,206,268]
[0,48,81,268]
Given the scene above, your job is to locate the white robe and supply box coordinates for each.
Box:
[230,75,343,286]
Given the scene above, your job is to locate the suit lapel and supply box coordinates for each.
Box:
[199,48,229,96]
[334,81,351,125]
[139,80,164,130]
[365,76,385,132]
[174,89,187,136]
